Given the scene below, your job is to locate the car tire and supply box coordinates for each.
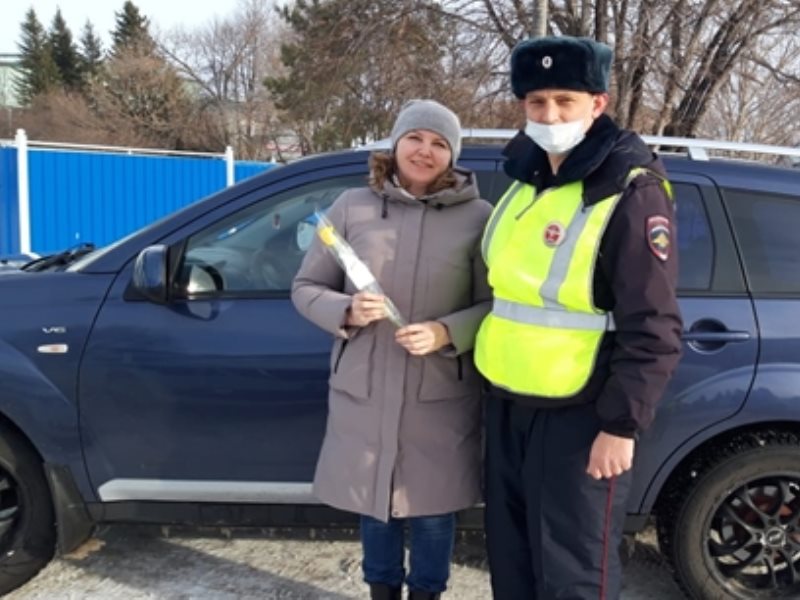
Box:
[661,434,800,599]
[0,423,56,595]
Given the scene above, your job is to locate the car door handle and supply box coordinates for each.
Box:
[682,331,751,343]
[683,320,752,352]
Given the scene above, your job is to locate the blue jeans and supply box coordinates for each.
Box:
[360,513,456,593]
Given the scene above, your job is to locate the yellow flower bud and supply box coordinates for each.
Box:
[318,226,336,246]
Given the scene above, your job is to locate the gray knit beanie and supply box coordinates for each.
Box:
[390,99,462,162]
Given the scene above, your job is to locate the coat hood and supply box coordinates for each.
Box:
[503,114,667,205]
[375,166,481,217]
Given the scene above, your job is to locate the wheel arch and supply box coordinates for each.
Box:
[0,412,42,461]
[650,421,800,519]
[0,413,94,554]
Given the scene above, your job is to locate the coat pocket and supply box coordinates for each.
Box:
[418,352,479,402]
[329,331,374,400]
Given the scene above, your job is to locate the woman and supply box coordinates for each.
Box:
[291,99,491,600]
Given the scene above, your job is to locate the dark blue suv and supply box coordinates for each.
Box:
[1,137,799,599]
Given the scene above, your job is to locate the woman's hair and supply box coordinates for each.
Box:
[368,151,457,195]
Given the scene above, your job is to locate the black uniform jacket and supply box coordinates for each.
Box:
[491,114,683,438]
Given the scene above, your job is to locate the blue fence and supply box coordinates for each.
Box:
[0,144,273,255]
[0,148,19,255]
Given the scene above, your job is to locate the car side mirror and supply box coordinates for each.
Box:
[132,245,169,304]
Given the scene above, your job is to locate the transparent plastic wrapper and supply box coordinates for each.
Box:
[314,211,407,327]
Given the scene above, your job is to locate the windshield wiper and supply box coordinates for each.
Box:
[21,243,96,272]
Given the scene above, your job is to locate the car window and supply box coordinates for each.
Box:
[482,170,513,204]
[674,183,714,291]
[174,175,364,296]
[724,189,800,295]
[460,164,508,205]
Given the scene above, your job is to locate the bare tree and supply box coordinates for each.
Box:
[160,0,283,159]
[660,1,800,137]
[449,0,800,139]
[531,0,548,36]
[13,49,210,150]
[86,48,206,149]
[14,89,111,144]
[703,34,800,148]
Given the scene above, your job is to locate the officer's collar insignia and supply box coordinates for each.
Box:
[544,221,566,247]
[647,215,671,261]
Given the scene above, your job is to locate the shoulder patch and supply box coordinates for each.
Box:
[647,215,671,261]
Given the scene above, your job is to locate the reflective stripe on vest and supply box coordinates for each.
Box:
[493,298,616,331]
[475,168,670,397]
[481,180,523,261]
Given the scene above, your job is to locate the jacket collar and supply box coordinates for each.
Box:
[502,114,664,206]
[378,167,480,210]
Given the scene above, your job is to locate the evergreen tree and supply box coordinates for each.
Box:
[49,9,83,91]
[96,3,191,148]
[79,21,105,83]
[266,0,454,152]
[15,8,61,104]
[110,1,156,56]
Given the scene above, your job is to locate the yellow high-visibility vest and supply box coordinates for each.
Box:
[474,169,671,397]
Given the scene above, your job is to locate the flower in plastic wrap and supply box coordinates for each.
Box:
[315,211,406,327]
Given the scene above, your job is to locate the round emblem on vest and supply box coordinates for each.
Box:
[543,221,566,247]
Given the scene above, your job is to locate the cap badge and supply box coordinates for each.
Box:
[544,221,566,247]
[542,56,553,69]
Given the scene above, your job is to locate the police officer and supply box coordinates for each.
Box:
[474,36,683,599]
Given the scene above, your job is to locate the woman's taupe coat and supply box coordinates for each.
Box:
[291,168,492,521]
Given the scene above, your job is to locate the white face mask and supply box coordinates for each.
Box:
[524,119,587,155]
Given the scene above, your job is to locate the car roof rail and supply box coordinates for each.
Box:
[640,135,800,162]
[356,129,800,164]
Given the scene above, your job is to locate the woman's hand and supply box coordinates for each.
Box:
[395,321,451,356]
[346,291,387,327]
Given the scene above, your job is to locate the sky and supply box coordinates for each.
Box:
[1,0,228,54]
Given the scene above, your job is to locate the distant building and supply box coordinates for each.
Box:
[0,54,22,108]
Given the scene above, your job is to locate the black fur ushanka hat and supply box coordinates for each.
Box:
[510,36,612,99]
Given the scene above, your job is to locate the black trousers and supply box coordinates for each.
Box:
[484,395,632,600]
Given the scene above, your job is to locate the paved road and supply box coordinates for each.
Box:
[9,525,685,599]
